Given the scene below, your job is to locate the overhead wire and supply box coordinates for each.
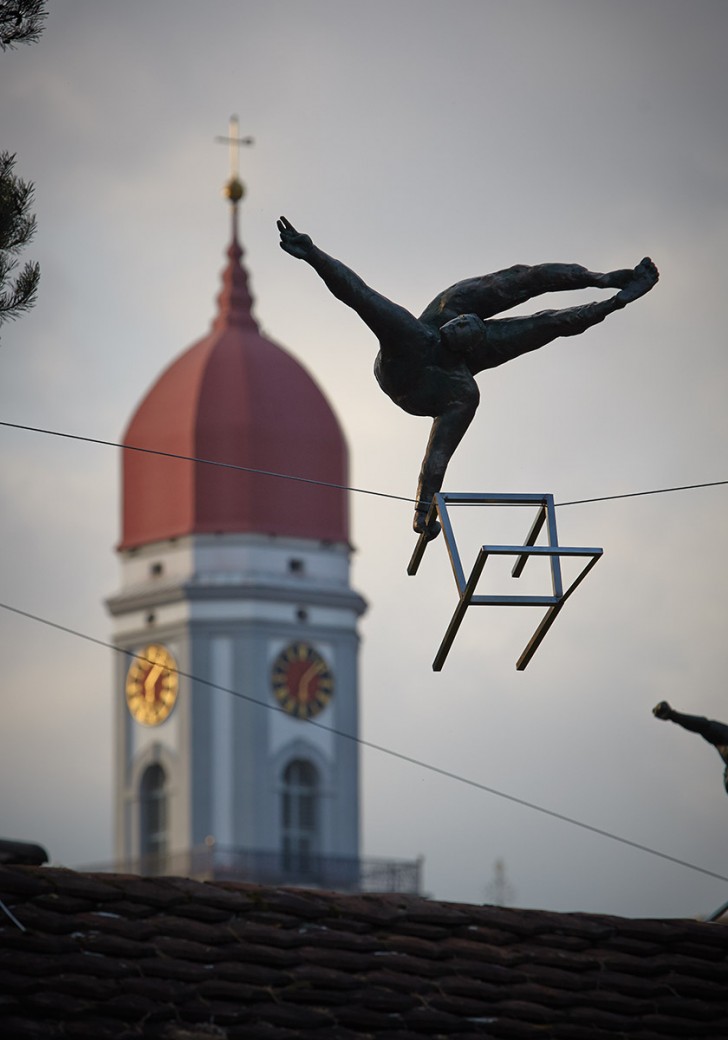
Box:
[1,419,727,509]
[2,597,728,887]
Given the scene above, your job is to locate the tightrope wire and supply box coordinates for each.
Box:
[0,420,414,503]
[2,419,726,509]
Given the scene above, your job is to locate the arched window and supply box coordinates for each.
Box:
[139,763,167,871]
[281,759,319,876]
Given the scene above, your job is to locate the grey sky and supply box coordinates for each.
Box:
[1,0,727,917]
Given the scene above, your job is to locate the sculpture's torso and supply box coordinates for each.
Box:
[373,324,479,418]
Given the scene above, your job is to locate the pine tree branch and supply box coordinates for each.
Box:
[0,0,47,51]
[0,151,39,332]
[0,259,39,322]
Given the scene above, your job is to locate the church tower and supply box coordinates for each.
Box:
[106,158,368,888]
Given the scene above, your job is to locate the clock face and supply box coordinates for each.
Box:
[125,644,179,727]
[271,641,334,720]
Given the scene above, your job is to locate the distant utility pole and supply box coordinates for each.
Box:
[485,858,516,907]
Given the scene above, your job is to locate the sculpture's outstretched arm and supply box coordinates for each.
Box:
[277,216,422,343]
[414,392,479,538]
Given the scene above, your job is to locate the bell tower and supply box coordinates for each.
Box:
[107,135,367,886]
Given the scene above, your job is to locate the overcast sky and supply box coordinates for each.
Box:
[2,0,727,918]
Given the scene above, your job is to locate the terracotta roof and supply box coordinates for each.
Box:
[119,212,349,551]
[2,867,728,1038]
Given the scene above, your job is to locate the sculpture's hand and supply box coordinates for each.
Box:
[653,700,673,720]
[277,215,313,260]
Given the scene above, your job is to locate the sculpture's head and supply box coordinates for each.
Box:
[440,313,484,356]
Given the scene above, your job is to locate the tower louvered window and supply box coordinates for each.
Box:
[281,759,319,875]
[140,763,167,871]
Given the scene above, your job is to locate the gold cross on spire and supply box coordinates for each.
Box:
[215,115,254,203]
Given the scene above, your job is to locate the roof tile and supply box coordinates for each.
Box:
[325,892,409,926]
[167,901,235,924]
[152,934,225,963]
[365,967,439,995]
[634,1011,723,1037]
[291,963,363,991]
[297,944,376,974]
[490,997,562,1026]
[33,891,94,915]
[138,954,214,984]
[248,1000,334,1030]
[446,956,526,985]
[27,989,93,1018]
[336,1003,408,1032]
[149,913,234,946]
[0,920,79,951]
[167,876,256,910]
[43,869,123,903]
[103,992,168,1022]
[80,911,157,941]
[214,958,291,988]
[321,914,379,936]
[359,984,419,1014]
[0,967,37,995]
[455,923,518,947]
[81,929,153,960]
[51,973,121,1002]
[391,920,450,941]
[249,888,337,920]
[108,876,186,909]
[0,866,53,897]
[225,919,306,948]
[385,932,449,960]
[119,974,190,1003]
[402,1004,470,1033]
[296,923,381,953]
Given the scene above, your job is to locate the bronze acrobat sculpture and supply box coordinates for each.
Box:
[653,701,728,795]
[278,217,659,539]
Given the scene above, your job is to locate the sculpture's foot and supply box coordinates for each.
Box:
[653,700,673,720]
[615,257,659,306]
[413,511,441,541]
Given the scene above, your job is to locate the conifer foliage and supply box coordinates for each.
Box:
[0,152,40,331]
[0,0,46,50]
[1,1,46,334]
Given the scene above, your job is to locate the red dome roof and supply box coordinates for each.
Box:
[119,214,349,550]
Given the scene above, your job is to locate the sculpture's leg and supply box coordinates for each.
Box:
[467,296,622,374]
[414,395,479,539]
[419,263,636,327]
[655,704,728,748]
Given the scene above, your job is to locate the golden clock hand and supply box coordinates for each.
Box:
[297,660,325,702]
[144,663,163,703]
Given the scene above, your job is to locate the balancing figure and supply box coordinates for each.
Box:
[277,217,658,539]
[653,701,728,795]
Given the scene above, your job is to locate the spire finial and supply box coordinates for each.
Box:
[215,114,254,204]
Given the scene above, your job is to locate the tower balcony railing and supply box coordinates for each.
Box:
[83,844,423,895]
